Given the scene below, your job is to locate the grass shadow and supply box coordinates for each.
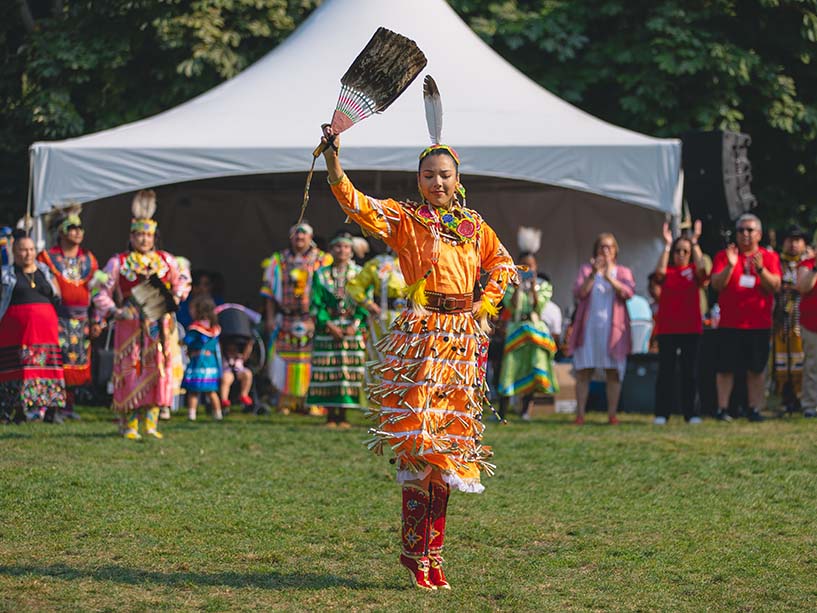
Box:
[0,563,373,590]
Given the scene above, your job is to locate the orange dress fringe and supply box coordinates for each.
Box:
[330,175,517,493]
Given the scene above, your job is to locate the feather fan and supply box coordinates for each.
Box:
[423,75,443,145]
[329,27,427,135]
[299,28,427,224]
[127,274,177,321]
[131,190,157,220]
[517,226,542,255]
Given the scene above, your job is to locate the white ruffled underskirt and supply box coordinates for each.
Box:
[396,467,485,494]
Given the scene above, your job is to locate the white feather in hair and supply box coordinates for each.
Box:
[131,190,157,219]
[517,226,542,255]
[351,237,370,260]
[423,75,443,145]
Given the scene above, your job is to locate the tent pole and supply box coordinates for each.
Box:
[25,147,35,239]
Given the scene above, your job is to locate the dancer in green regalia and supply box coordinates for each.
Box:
[307,231,368,427]
[498,228,558,419]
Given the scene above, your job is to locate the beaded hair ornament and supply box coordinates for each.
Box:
[130,190,158,234]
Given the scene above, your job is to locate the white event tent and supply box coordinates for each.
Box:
[28,0,682,310]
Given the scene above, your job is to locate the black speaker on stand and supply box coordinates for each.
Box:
[683,131,755,418]
[682,130,757,257]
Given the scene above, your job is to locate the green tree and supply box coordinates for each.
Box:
[450,0,817,232]
[0,0,320,224]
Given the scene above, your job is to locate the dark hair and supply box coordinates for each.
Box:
[190,295,218,327]
[12,228,28,241]
[671,236,693,257]
[418,148,459,173]
[191,269,212,287]
[518,251,537,260]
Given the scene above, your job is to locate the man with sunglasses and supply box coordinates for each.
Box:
[37,208,99,420]
[710,214,781,421]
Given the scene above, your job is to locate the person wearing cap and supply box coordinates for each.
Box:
[306,231,368,428]
[261,222,332,414]
[711,213,782,422]
[37,207,99,419]
[773,225,809,412]
[93,190,191,440]
[320,126,517,591]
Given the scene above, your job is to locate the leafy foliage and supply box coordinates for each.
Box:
[2,0,816,234]
[0,0,320,223]
[449,0,817,231]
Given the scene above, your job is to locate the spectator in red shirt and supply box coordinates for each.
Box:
[797,254,817,418]
[710,214,782,421]
[652,220,708,425]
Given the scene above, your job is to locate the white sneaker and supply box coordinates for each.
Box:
[688,417,702,424]
[653,416,667,425]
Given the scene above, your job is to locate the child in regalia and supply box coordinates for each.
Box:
[183,296,223,421]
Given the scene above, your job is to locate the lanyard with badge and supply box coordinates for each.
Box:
[739,255,757,289]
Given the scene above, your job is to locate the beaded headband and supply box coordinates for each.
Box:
[60,214,83,234]
[130,218,158,234]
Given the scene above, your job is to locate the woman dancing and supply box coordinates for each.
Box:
[321,127,517,590]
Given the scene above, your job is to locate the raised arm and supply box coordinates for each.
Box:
[322,130,407,251]
[655,221,673,276]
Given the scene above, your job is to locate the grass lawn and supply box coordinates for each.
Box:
[1,407,816,612]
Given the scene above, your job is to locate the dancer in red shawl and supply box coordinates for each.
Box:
[38,207,99,418]
[93,191,190,440]
[320,120,517,590]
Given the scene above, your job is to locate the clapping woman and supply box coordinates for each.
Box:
[652,221,707,424]
[569,233,635,425]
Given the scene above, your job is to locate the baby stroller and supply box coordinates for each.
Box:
[216,304,267,414]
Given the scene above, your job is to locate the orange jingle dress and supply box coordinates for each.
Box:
[330,175,517,493]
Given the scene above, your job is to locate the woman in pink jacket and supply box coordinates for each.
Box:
[569,233,635,425]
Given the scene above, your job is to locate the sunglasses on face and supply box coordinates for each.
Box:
[66,225,83,231]
[674,247,690,254]
[737,227,757,234]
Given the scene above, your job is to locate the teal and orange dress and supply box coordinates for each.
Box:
[329,174,517,493]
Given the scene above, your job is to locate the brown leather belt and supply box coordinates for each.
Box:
[421,291,473,314]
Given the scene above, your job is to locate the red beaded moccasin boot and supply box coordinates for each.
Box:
[399,484,436,590]
[428,480,451,589]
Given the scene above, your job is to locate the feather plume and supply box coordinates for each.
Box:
[423,75,443,145]
[329,27,427,134]
[44,202,82,239]
[517,226,542,255]
[131,190,157,220]
[351,236,370,260]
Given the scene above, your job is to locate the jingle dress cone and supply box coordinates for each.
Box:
[306,262,368,409]
[330,175,517,493]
